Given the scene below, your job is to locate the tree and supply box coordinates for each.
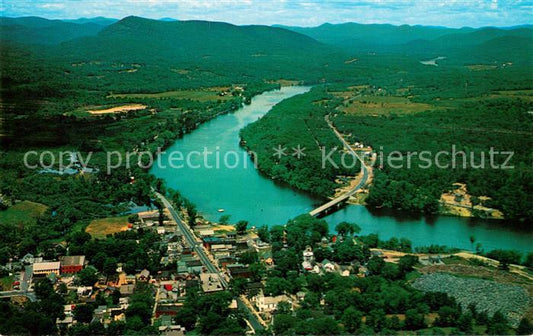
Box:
[276,301,292,315]
[486,249,522,270]
[360,233,379,248]
[249,262,265,282]
[128,214,139,224]
[198,311,224,335]
[366,309,387,332]
[435,306,460,327]
[298,317,340,335]
[219,214,231,224]
[273,314,295,335]
[58,282,68,295]
[367,256,385,275]
[265,277,291,296]
[487,311,509,335]
[103,257,118,276]
[457,313,474,334]
[184,200,197,227]
[235,220,248,234]
[91,252,107,271]
[341,307,362,333]
[335,221,361,237]
[239,251,258,265]
[517,318,533,336]
[381,263,400,280]
[405,309,426,330]
[76,266,98,286]
[73,304,95,324]
[523,252,533,270]
[398,254,418,275]
[333,239,364,263]
[257,225,270,243]
[34,278,54,300]
[174,307,197,331]
[111,289,121,305]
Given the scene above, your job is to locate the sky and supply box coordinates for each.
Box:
[1,0,532,28]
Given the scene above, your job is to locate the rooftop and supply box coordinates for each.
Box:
[59,255,85,266]
[199,273,223,293]
[33,261,60,271]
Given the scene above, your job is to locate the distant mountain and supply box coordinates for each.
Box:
[276,22,469,47]
[62,17,118,26]
[0,16,106,45]
[159,17,178,22]
[278,22,533,63]
[45,16,349,82]
[58,16,331,62]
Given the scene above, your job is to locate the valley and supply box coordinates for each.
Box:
[0,13,532,336]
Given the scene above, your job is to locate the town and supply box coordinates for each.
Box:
[1,188,531,335]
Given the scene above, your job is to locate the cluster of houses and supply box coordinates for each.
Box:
[1,204,441,333]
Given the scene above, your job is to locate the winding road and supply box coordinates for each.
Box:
[309,115,370,217]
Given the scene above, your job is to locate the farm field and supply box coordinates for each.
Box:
[337,94,435,116]
[85,215,130,238]
[0,201,48,228]
[107,87,234,101]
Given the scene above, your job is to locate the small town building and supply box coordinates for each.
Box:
[252,291,292,313]
[32,261,60,277]
[59,255,86,274]
[200,273,223,293]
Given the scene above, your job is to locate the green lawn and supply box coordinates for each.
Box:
[108,88,233,102]
[0,201,48,228]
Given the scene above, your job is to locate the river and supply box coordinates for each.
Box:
[151,86,532,253]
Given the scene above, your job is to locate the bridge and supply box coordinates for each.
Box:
[309,115,370,217]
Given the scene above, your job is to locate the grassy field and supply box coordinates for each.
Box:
[0,201,48,228]
[0,276,14,291]
[108,88,233,101]
[85,216,130,239]
[337,94,435,116]
[466,64,498,71]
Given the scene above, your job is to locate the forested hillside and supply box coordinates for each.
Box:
[280,22,533,64]
[0,16,107,45]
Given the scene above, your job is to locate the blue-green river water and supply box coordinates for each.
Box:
[151,86,532,252]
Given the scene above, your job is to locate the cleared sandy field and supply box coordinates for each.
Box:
[86,216,130,238]
[87,104,147,115]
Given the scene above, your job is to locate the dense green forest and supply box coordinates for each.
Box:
[334,96,532,219]
[240,87,357,197]
[0,30,277,261]
[241,62,533,222]
[1,15,532,258]
[0,15,532,336]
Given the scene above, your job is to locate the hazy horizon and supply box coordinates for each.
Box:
[2,14,532,30]
[1,0,531,28]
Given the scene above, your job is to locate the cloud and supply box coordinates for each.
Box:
[1,0,531,27]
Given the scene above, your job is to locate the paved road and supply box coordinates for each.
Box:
[154,190,265,332]
[309,115,370,217]
[0,290,36,302]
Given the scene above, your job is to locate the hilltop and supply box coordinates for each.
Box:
[279,22,533,63]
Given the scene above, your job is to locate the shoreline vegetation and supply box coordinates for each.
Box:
[0,15,531,335]
[241,84,532,224]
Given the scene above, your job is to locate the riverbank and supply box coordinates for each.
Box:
[151,87,533,254]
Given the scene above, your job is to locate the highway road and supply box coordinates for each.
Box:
[154,190,265,332]
[309,115,370,216]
